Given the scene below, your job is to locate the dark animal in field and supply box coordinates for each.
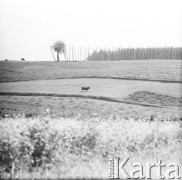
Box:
[5,59,8,61]
[150,115,155,121]
[21,58,25,61]
[81,87,90,91]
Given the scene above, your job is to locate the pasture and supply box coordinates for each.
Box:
[0,60,181,82]
[0,60,182,178]
[0,95,181,120]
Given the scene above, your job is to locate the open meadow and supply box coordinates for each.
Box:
[0,60,181,82]
[0,60,182,179]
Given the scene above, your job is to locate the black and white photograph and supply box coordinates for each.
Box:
[0,0,182,179]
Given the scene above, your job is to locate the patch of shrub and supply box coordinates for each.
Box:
[61,125,98,157]
[25,113,36,118]
[124,91,182,107]
[0,115,181,178]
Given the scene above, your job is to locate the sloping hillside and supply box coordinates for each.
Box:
[0,60,181,82]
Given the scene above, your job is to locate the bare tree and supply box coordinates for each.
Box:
[52,41,66,62]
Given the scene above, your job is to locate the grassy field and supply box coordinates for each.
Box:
[0,60,182,178]
[0,78,182,97]
[0,95,181,120]
[0,77,181,119]
[0,60,181,82]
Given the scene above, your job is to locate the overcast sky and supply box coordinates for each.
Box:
[0,0,182,61]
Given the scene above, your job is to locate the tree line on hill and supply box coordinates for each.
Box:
[50,41,182,61]
[87,47,182,61]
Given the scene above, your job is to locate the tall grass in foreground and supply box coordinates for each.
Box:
[88,47,182,61]
[0,114,182,179]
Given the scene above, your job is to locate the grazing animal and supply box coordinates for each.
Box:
[21,58,25,61]
[81,87,90,92]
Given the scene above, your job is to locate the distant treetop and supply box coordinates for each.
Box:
[52,41,66,62]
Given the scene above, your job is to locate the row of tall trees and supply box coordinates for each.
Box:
[50,41,90,61]
[50,41,182,61]
[87,47,182,61]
